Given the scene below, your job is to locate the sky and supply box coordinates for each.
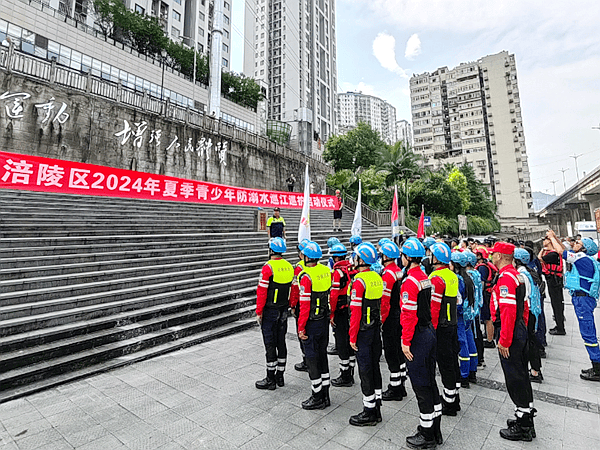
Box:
[231,0,600,196]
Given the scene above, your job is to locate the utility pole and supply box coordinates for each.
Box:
[550,180,558,196]
[208,0,224,117]
[559,168,569,193]
[570,153,582,181]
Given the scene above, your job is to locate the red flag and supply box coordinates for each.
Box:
[417,205,425,239]
[391,185,399,237]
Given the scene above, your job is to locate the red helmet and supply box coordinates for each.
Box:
[474,246,489,259]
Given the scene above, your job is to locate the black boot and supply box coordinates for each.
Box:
[349,407,379,427]
[382,384,406,401]
[469,371,477,384]
[275,371,285,387]
[433,416,443,445]
[375,399,382,422]
[302,391,327,410]
[406,427,437,449]
[323,386,331,408]
[441,399,457,417]
[460,377,470,389]
[255,373,276,390]
[501,413,535,442]
[580,362,600,382]
[294,360,308,372]
[331,369,354,387]
[456,393,461,412]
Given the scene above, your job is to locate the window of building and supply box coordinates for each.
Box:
[173,10,181,21]
[224,29,229,39]
[198,27,204,36]
[171,27,180,38]
[134,4,145,14]
[222,58,228,67]
[222,43,228,53]
[174,0,181,4]
[224,1,230,10]
[224,15,230,25]
[199,12,205,21]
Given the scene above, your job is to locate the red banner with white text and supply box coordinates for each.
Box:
[0,151,336,209]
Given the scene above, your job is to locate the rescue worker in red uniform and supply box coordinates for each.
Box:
[429,242,461,416]
[400,238,442,449]
[290,239,309,372]
[349,242,384,426]
[380,240,408,401]
[255,238,295,390]
[329,243,356,387]
[297,241,333,410]
[490,242,536,442]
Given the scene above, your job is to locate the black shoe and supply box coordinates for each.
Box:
[549,328,566,335]
[506,419,537,438]
[580,362,600,382]
[349,408,379,427]
[483,340,496,349]
[406,429,437,449]
[477,359,486,367]
[294,361,308,372]
[442,403,457,416]
[323,387,331,408]
[460,377,470,389]
[255,377,276,390]
[529,372,543,383]
[375,399,382,423]
[540,349,547,359]
[382,384,406,401]
[469,371,477,384]
[582,366,595,375]
[331,370,354,387]
[327,343,338,355]
[500,423,534,442]
[275,372,285,387]
[433,416,443,445]
[302,393,327,410]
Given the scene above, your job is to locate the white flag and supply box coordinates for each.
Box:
[298,164,311,243]
[351,180,362,237]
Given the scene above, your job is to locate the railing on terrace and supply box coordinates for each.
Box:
[0,45,330,170]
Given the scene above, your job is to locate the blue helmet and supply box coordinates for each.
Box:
[401,238,426,258]
[378,238,393,248]
[451,251,468,267]
[464,251,477,266]
[380,241,401,259]
[327,237,341,248]
[349,235,362,245]
[355,242,379,265]
[370,261,383,275]
[297,239,309,252]
[581,237,599,255]
[330,243,347,257]
[431,242,452,264]
[423,237,436,249]
[303,241,323,259]
[269,237,286,254]
[514,248,531,265]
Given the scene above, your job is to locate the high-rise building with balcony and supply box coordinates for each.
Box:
[396,119,413,146]
[410,51,532,221]
[243,0,337,156]
[336,92,397,145]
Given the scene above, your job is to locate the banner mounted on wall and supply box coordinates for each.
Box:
[0,151,336,210]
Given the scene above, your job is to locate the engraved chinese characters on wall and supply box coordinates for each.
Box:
[0,92,70,124]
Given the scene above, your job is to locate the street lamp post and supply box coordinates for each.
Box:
[559,167,569,193]
[160,48,167,101]
[180,34,197,110]
[570,153,582,181]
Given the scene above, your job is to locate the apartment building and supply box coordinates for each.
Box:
[243,0,338,156]
[410,51,533,220]
[336,92,397,145]
[396,119,413,145]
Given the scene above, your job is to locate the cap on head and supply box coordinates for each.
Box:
[274,207,280,212]
[490,242,515,256]
[335,189,341,194]
[269,237,287,254]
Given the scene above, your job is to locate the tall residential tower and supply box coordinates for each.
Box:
[410,51,532,221]
[337,92,397,145]
[243,0,338,156]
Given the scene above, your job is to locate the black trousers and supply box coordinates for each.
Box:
[527,313,542,372]
[436,325,460,405]
[261,307,288,375]
[474,316,484,362]
[333,308,354,369]
[407,324,441,429]
[382,313,406,386]
[356,325,383,408]
[500,321,533,413]
[546,276,565,332]
[304,319,330,394]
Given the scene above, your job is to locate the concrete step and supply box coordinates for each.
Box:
[0,318,257,404]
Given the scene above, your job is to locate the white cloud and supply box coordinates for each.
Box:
[404,34,421,60]
[372,33,408,77]
[339,81,378,96]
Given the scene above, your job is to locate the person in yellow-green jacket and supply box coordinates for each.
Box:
[429,242,461,416]
[348,242,384,427]
[255,238,294,390]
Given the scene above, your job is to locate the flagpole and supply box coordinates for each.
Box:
[298,164,311,243]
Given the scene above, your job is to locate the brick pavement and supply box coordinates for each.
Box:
[1,301,600,450]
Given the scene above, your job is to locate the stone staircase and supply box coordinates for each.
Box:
[0,189,388,403]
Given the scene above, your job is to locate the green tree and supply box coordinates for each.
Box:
[459,165,497,219]
[447,167,471,213]
[323,122,386,172]
[377,140,423,209]
[410,172,463,218]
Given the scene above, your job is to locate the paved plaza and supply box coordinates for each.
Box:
[1,299,600,450]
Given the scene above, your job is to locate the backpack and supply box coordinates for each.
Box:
[521,268,542,331]
[564,255,600,301]
[476,261,498,293]
[467,269,484,318]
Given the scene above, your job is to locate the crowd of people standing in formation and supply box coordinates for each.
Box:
[254,230,600,449]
